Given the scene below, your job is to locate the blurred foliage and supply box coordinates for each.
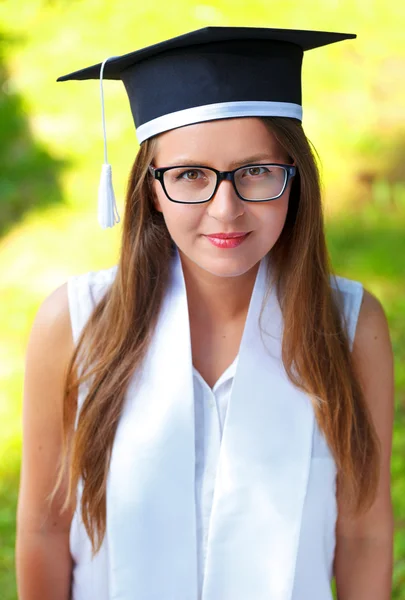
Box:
[0,0,404,598]
[0,31,66,236]
[353,127,405,210]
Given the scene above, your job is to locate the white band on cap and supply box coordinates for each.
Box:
[135,100,303,143]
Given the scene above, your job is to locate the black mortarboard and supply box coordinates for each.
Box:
[57,26,356,229]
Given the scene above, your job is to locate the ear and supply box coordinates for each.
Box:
[149,175,163,213]
[152,191,163,213]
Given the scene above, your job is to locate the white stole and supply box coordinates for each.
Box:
[106,247,315,600]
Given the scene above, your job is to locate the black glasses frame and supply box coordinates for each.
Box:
[148,163,297,204]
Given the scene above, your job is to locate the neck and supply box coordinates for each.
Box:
[178,250,261,325]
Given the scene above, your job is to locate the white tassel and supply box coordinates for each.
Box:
[98,56,120,229]
[98,163,120,229]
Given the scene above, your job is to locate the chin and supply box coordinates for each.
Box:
[176,240,267,279]
[190,254,258,279]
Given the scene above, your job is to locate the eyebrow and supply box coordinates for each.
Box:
[163,154,283,169]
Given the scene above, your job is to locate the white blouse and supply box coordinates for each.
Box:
[67,264,364,600]
[192,357,238,597]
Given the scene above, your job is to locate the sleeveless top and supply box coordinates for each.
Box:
[67,262,363,600]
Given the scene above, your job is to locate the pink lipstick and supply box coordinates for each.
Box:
[204,231,251,249]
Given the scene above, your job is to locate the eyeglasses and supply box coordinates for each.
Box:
[148,162,296,204]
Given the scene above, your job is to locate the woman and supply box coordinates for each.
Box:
[16,26,394,599]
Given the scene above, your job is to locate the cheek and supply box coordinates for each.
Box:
[155,190,205,236]
[252,196,289,237]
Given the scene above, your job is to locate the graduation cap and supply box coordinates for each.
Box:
[57,26,356,229]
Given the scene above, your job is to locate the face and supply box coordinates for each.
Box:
[151,117,293,278]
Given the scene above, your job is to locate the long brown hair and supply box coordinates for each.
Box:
[53,116,380,554]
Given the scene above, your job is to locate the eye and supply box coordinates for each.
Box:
[175,169,203,181]
[243,166,270,177]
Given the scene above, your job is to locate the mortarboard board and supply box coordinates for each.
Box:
[57,26,356,229]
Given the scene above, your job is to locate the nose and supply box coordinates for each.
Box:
[206,178,245,221]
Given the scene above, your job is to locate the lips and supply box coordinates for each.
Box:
[204,231,251,249]
[205,232,250,239]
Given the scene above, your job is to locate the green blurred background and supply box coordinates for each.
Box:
[0,1,404,598]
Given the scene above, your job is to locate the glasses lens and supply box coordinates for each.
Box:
[163,167,217,202]
[235,165,287,200]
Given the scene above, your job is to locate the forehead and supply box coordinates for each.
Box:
[153,117,288,164]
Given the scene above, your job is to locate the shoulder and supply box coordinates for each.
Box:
[351,287,394,412]
[329,275,393,373]
[28,264,118,367]
[331,275,393,377]
[353,287,392,364]
[351,286,394,453]
[33,281,71,344]
[28,282,74,375]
